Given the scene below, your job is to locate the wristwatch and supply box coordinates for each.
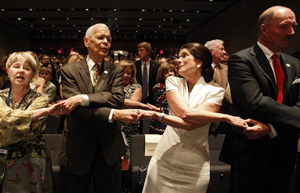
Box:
[159,112,165,122]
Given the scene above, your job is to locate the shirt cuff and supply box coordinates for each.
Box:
[108,109,115,123]
[81,94,90,106]
[268,123,278,138]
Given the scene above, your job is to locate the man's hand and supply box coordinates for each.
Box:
[62,95,82,113]
[113,109,139,125]
[243,119,271,139]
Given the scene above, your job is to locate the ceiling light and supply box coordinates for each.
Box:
[52,24,55,27]
[114,9,117,12]
[73,25,76,27]
[29,8,33,11]
[117,30,119,33]
[186,19,190,22]
[154,31,157,33]
[163,18,166,21]
[42,18,45,20]
[66,18,69,20]
[196,10,200,13]
[57,8,61,11]
[210,0,213,1]
[85,8,89,11]
[1,9,5,11]
[169,10,173,12]
[182,10,185,12]
[115,18,118,20]
[158,25,161,28]
[78,30,81,32]
[173,31,176,33]
[17,18,21,20]
[40,30,43,32]
[137,25,140,27]
[59,30,62,32]
[30,25,33,27]
[139,18,142,21]
[141,9,146,12]
[179,26,182,28]
[116,25,119,27]
[90,18,94,20]
[136,30,138,33]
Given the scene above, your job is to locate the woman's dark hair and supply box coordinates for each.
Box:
[180,42,213,82]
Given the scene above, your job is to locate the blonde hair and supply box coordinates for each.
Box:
[119,60,138,84]
[6,52,38,77]
[137,42,152,54]
[67,54,85,64]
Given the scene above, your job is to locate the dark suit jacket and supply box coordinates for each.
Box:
[135,59,159,104]
[57,60,126,175]
[220,44,300,176]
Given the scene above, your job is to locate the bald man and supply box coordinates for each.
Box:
[219,6,300,193]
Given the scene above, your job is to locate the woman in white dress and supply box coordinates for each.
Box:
[138,43,248,193]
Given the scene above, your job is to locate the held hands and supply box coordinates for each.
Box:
[225,115,248,129]
[61,95,82,114]
[136,109,159,121]
[113,109,140,125]
[243,119,271,140]
[47,101,68,116]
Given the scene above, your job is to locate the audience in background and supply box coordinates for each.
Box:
[37,67,57,103]
[0,55,10,89]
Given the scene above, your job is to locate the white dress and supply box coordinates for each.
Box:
[142,76,224,193]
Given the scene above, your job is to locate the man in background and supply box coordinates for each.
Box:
[134,42,159,105]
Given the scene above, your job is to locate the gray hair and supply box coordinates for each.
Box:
[6,52,38,77]
[204,39,224,51]
[85,23,109,38]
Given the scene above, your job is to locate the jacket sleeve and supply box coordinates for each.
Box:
[228,54,300,131]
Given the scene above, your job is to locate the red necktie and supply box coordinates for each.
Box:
[271,54,284,103]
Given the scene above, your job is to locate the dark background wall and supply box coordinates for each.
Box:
[0,0,299,57]
[0,20,31,56]
[187,0,300,55]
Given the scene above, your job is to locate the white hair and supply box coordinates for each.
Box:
[85,23,109,38]
[204,39,224,50]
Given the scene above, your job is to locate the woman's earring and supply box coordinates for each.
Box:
[196,64,201,68]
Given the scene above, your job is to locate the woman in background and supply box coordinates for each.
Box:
[148,62,178,134]
[0,52,66,193]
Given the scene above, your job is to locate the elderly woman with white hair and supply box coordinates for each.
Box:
[0,52,66,193]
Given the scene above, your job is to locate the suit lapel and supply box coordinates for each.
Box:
[279,55,293,103]
[219,63,228,88]
[252,45,277,92]
[78,61,94,93]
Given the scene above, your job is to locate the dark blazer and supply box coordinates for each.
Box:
[135,59,159,104]
[220,44,300,176]
[57,60,126,175]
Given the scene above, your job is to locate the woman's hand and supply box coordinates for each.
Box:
[145,103,161,112]
[136,109,159,121]
[61,95,82,113]
[48,101,67,116]
[224,115,248,129]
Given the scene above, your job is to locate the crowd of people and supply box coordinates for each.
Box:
[0,5,299,193]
